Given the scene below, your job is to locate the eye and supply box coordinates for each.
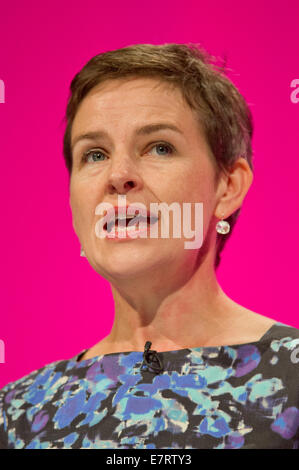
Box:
[148,142,174,157]
[81,141,175,164]
[82,149,106,163]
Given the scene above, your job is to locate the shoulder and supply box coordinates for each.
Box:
[0,353,81,448]
[266,321,299,357]
[0,355,76,421]
[0,356,71,397]
[267,320,299,342]
[0,358,66,448]
[253,321,299,386]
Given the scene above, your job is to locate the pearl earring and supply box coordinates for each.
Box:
[216,213,230,234]
[80,247,86,257]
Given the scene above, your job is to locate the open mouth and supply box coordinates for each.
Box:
[104,215,159,233]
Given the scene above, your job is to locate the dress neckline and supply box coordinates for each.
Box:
[71,321,285,366]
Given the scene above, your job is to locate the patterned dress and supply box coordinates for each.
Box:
[1,321,299,449]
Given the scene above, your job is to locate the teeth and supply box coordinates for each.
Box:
[116,225,139,232]
[105,213,158,233]
[109,224,146,233]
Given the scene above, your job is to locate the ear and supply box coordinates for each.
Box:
[214,157,253,218]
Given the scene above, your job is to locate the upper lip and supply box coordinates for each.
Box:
[103,204,159,225]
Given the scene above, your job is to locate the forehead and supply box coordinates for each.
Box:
[72,77,196,132]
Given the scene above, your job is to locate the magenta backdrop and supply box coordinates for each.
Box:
[0,0,298,388]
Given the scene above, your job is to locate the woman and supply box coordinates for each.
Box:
[1,43,299,449]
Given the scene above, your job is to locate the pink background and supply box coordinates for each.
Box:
[0,0,298,389]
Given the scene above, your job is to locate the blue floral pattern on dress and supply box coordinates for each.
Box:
[1,321,299,449]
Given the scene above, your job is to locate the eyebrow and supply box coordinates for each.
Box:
[71,123,184,152]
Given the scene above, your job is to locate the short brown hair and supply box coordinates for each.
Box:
[62,43,254,269]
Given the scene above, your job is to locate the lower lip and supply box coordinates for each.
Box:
[104,222,157,241]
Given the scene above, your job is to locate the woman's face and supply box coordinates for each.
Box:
[69,77,221,282]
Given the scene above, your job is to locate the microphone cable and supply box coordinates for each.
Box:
[140,341,164,374]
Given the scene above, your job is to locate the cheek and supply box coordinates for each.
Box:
[175,171,215,207]
[70,187,95,237]
[174,170,216,234]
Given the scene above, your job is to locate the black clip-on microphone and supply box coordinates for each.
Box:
[141,341,164,374]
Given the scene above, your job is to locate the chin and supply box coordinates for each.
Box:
[90,254,150,278]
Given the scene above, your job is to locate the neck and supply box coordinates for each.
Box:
[106,252,240,352]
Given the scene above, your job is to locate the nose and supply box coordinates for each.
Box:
[106,157,143,195]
